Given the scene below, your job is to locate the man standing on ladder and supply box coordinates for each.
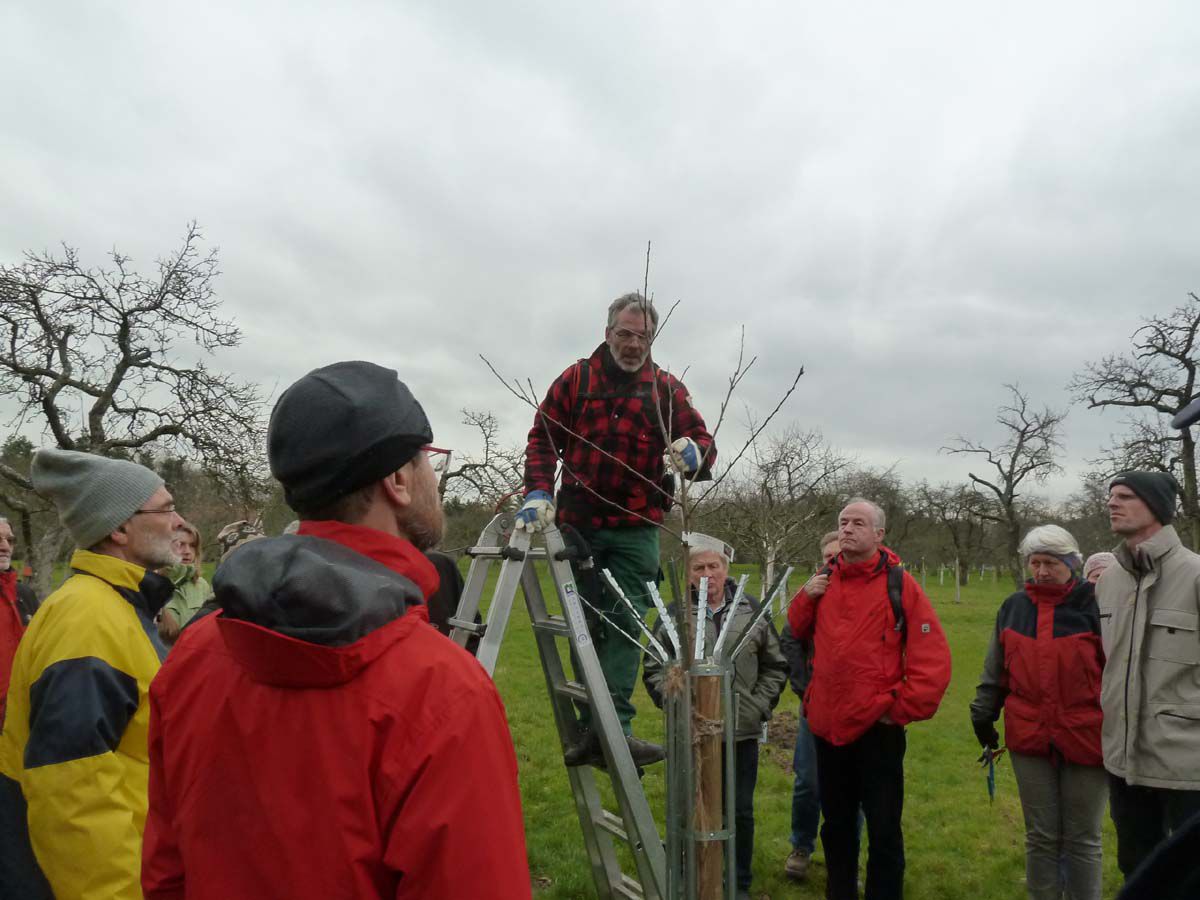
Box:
[517,292,716,767]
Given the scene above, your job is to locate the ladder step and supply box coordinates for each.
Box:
[614,875,645,899]
[595,809,628,842]
[447,617,486,635]
[554,680,590,704]
[464,545,547,560]
[531,615,569,638]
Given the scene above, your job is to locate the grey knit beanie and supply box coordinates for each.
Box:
[31,449,165,549]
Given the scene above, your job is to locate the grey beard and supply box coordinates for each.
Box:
[141,535,181,571]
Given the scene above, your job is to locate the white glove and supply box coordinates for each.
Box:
[515,490,556,532]
[666,437,702,474]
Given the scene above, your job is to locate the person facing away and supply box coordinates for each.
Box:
[0,450,180,900]
[778,529,839,882]
[516,291,716,768]
[970,524,1107,900]
[1083,552,1116,585]
[0,516,39,724]
[642,533,788,899]
[141,361,530,900]
[1097,471,1200,883]
[786,498,951,900]
[157,520,211,645]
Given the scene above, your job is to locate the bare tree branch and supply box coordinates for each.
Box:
[1069,292,1200,548]
[943,384,1066,587]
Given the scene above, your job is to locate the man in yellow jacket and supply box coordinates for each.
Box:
[0,449,182,900]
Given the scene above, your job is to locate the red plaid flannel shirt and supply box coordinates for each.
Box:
[523,343,715,529]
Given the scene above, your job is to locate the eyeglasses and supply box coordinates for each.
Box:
[611,327,651,345]
[423,445,452,476]
[131,505,177,516]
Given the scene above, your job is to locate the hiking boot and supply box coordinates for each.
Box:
[785,848,810,881]
[625,735,666,766]
[563,730,602,767]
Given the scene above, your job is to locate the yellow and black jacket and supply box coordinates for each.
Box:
[0,550,170,900]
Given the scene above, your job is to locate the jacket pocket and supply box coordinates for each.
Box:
[1147,609,1200,666]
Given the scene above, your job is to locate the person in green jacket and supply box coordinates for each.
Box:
[643,533,789,899]
[158,521,211,645]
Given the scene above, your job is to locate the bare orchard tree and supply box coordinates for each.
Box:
[438,408,525,506]
[917,481,990,586]
[1069,292,1200,548]
[712,424,848,589]
[943,384,1067,588]
[0,224,265,592]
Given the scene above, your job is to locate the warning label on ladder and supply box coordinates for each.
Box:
[561,582,592,647]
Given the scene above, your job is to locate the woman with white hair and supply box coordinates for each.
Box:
[969,524,1107,900]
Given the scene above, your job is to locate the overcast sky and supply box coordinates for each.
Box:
[3,2,1198,503]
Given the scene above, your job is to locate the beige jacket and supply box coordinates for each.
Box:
[1098,525,1200,789]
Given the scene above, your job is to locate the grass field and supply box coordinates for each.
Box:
[488,564,1124,899]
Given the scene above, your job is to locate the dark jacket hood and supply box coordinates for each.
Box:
[211,534,428,688]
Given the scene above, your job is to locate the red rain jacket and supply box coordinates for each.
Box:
[142,521,531,900]
[788,547,951,746]
[0,569,30,721]
[970,579,1104,766]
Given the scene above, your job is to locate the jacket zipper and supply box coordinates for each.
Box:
[1122,574,1143,767]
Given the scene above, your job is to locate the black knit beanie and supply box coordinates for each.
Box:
[1110,471,1179,525]
[268,361,433,513]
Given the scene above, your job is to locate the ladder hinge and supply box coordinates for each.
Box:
[447,618,485,635]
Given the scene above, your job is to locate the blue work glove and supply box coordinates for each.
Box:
[666,437,702,474]
[515,490,555,532]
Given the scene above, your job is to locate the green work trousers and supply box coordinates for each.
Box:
[574,525,660,735]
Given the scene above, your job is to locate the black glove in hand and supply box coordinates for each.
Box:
[972,719,1000,750]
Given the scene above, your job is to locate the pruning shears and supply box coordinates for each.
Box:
[977,746,1007,803]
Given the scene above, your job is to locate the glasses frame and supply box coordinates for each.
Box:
[610,326,652,345]
[422,445,452,475]
[131,505,178,516]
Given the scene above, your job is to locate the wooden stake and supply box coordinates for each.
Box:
[693,674,723,899]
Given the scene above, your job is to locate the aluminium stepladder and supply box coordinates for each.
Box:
[447,514,666,900]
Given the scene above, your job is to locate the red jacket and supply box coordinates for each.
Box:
[142,521,531,900]
[0,569,30,721]
[969,579,1104,766]
[787,547,951,746]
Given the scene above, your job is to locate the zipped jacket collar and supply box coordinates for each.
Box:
[68,548,173,618]
[1025,578,1079,607]
[1116,524,1179,576]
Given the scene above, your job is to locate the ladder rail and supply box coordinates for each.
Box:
[448,514,508,652]
[447,518,666,900]
[540,529,666,900]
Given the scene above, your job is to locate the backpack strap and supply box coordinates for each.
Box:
[886,563,907,641]
[569,358,589,432]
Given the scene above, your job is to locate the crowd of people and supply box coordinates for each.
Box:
[0,292,1195,900]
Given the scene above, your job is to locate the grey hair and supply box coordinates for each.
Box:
[1019,524,1081,561]
[607,292,659,332]
[842,497,886,530]
[0,516,7,527]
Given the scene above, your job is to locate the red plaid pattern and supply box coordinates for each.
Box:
[524,343,715,529]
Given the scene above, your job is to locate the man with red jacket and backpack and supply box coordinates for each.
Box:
[787,498,951,900]
[142,361,530,900]
[518,292,715,767]
[0,518,39,724]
